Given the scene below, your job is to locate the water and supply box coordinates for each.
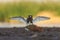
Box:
[0,22,60,28]
[0,22,26,28]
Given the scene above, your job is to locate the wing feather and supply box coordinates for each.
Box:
[10,16,26,23]
[33,16,50,23]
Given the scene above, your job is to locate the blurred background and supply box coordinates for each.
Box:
[0,0,60,27]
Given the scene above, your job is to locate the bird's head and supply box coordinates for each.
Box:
[28,15,33,18]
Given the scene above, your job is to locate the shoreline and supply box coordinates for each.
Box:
[0,22,60,28]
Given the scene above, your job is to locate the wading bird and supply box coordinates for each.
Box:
[10,15,50,25]
[10,15,50,31]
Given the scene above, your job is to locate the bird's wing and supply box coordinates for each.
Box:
[10,16,27,23]
[33,16,50,23]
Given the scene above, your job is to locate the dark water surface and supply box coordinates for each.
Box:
[0,27,59,40]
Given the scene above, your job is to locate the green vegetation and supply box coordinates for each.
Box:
[0,2,60,22]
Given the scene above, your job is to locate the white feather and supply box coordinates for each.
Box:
[33,16,50,23]
[10,16,27,23]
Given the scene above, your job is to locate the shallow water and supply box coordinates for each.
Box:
[0,22,27,28]
[0,22,60,28]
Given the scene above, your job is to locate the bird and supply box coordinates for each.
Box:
[10,15,50,31]
[10,15,50,25]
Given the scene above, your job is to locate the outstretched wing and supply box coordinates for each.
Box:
[10,16,27,23]
[33,16,50,23]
